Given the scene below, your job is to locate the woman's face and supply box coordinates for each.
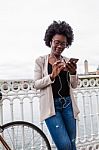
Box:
[50,34,67,57]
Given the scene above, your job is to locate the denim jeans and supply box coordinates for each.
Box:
[45,96,76,150]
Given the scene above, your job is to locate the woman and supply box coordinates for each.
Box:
[33,20,80,150]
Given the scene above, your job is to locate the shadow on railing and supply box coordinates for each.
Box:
[0,76,99,150]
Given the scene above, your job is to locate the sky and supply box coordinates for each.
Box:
[0,0,99,79]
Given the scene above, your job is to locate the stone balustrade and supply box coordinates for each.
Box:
[0,75,99,149]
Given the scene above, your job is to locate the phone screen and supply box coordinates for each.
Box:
[69,58,79,63]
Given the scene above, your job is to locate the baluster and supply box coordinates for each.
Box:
[82,94,87,142]
[20,99,24,121]
[89,94,94,140]
[0,95,3,125]
[96,93,99,138]
[30,97,34,149]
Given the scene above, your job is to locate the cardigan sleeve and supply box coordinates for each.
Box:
[33,56,54,90]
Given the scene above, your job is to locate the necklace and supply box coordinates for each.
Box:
[49,53,62,61]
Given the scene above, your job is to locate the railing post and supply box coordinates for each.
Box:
[0,92,3,125]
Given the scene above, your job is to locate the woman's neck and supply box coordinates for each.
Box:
[50,53,62,60]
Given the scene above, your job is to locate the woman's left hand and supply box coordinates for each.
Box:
[66,61,77,75]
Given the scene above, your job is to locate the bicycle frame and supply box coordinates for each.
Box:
[0,125,12,150]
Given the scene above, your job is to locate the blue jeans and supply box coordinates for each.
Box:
[45,96,76,150]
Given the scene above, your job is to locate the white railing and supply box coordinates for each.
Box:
[0,75,99,150]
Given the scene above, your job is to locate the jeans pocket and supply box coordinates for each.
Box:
[54,99,62,110]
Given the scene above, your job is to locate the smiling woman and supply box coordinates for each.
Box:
[33,20,80,150]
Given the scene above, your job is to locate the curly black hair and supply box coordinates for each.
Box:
[44,20,74,48]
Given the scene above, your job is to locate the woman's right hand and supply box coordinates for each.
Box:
[50,60,65,80]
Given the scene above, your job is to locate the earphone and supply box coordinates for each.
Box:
[50,54,70,107]
[56,57,70,108]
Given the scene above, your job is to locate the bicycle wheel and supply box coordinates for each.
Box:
[1,121,51,150]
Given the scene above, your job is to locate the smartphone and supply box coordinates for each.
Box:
[69,58,79,63]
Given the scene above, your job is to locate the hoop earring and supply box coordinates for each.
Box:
[50,41,52,47]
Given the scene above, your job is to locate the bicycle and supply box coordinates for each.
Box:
[0,92,51,150]
[0,121,51,150]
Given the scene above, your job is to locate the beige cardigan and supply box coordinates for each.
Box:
[33,54,80,121]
